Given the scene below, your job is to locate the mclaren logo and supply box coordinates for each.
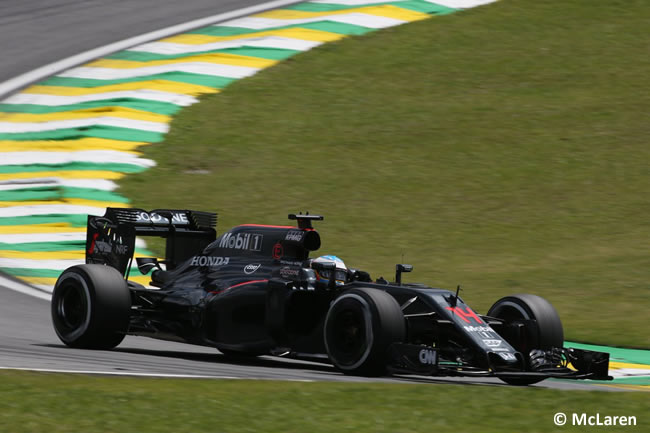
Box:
[219,232,263,251]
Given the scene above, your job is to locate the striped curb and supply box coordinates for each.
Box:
[563,342,650,388]
[0,0,497,292]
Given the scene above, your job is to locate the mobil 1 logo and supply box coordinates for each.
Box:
[219,232,263,251]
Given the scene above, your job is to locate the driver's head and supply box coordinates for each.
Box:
[310,255,348,286]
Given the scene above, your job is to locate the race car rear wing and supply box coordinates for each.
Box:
[86,207,217,275]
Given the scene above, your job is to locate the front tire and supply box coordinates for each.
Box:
[488,294,564,385]
[51,264,131,349]
[324,288,405,376]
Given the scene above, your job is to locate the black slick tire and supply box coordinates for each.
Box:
[324,287,405,376]
[488,294,564,385]
[51,264,131,349]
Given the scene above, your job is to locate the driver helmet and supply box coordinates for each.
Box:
[311,255,348,286]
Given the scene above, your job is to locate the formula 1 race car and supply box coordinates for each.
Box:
[51,208,612,385]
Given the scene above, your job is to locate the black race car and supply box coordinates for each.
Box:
[51,208,611,385]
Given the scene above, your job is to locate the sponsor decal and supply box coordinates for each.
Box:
[113,243,129,255]
[190,256,229,267]
[499,352,517,361]
[418,349,437,365]
[88,232,128,255]
[479,330,496,339]
[463,325,493,333]
[244,263,261,275]
[280,267,300,279]
[482,339,502,347]
[445,306,484,324]
[285,230,304,242]
[87,233,100,254]
[280,259,303,266]
[219,232,263,251]
[136,211,189,225]
[272,242,284,260]
[92,240,112,254]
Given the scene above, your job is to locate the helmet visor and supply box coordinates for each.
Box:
[318,269,347,283]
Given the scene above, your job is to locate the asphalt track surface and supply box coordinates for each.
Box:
[0,277,619,390]
[0,0,618,391]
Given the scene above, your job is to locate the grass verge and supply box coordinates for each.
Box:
[1,371,648,433]
[119,0,650,348]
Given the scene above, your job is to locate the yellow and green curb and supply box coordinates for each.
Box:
[1,0,648,389]
[0,0,491,291]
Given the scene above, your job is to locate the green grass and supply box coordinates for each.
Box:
[119,0,650,348]
[0,371,647,433]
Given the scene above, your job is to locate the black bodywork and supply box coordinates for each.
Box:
[82,208,611,382]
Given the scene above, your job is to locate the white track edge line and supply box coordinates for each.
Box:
[0,366,314,381]
[0,272,51,301]
[0,0,304,100]
[0,0,301,299]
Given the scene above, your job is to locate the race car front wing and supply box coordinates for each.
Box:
[387,344,612,381]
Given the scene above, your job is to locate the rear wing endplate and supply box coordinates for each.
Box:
[86,208,217,275]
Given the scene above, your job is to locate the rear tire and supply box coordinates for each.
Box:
[324,288,405,376]
[51,264,131,349]
[488,294,564,385]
